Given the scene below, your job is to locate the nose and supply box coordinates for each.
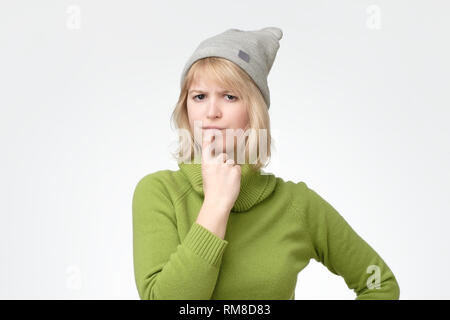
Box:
[206,97,222,119]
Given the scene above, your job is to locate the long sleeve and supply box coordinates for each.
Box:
[132,174,228,300]
[297,184,400,300]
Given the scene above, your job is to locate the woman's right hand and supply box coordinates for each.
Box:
[201,130,242,213]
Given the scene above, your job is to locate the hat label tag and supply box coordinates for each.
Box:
[238,49,250,63]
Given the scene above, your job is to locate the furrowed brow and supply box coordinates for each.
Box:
[189,89,234,94]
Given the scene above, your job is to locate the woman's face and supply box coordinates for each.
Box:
[186,76,249,160]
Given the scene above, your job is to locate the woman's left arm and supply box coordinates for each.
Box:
[296,182,400,300]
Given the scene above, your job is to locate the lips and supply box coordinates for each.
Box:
[202,127,225,130]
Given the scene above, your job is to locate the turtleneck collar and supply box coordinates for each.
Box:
[178,159,277,213]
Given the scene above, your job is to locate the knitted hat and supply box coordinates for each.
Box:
[179,26,283,109]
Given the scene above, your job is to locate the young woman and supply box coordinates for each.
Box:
[132,27,400,300]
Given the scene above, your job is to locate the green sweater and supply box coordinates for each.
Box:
[132,162,400,300]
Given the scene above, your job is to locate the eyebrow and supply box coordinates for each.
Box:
[189,89,234,94]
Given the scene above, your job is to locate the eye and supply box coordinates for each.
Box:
[193,94,205,101]
[225,94,238,101]
[192,94,238,101]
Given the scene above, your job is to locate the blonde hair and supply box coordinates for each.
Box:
[170,57,273,171]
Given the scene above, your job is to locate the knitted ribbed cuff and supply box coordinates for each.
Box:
[182,222,228,268]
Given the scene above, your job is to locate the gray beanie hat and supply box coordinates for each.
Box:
[180,26,283,109]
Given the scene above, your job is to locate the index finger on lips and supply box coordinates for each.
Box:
[202,131,215,164]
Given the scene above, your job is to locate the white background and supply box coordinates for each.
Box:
[1,0,449,299]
